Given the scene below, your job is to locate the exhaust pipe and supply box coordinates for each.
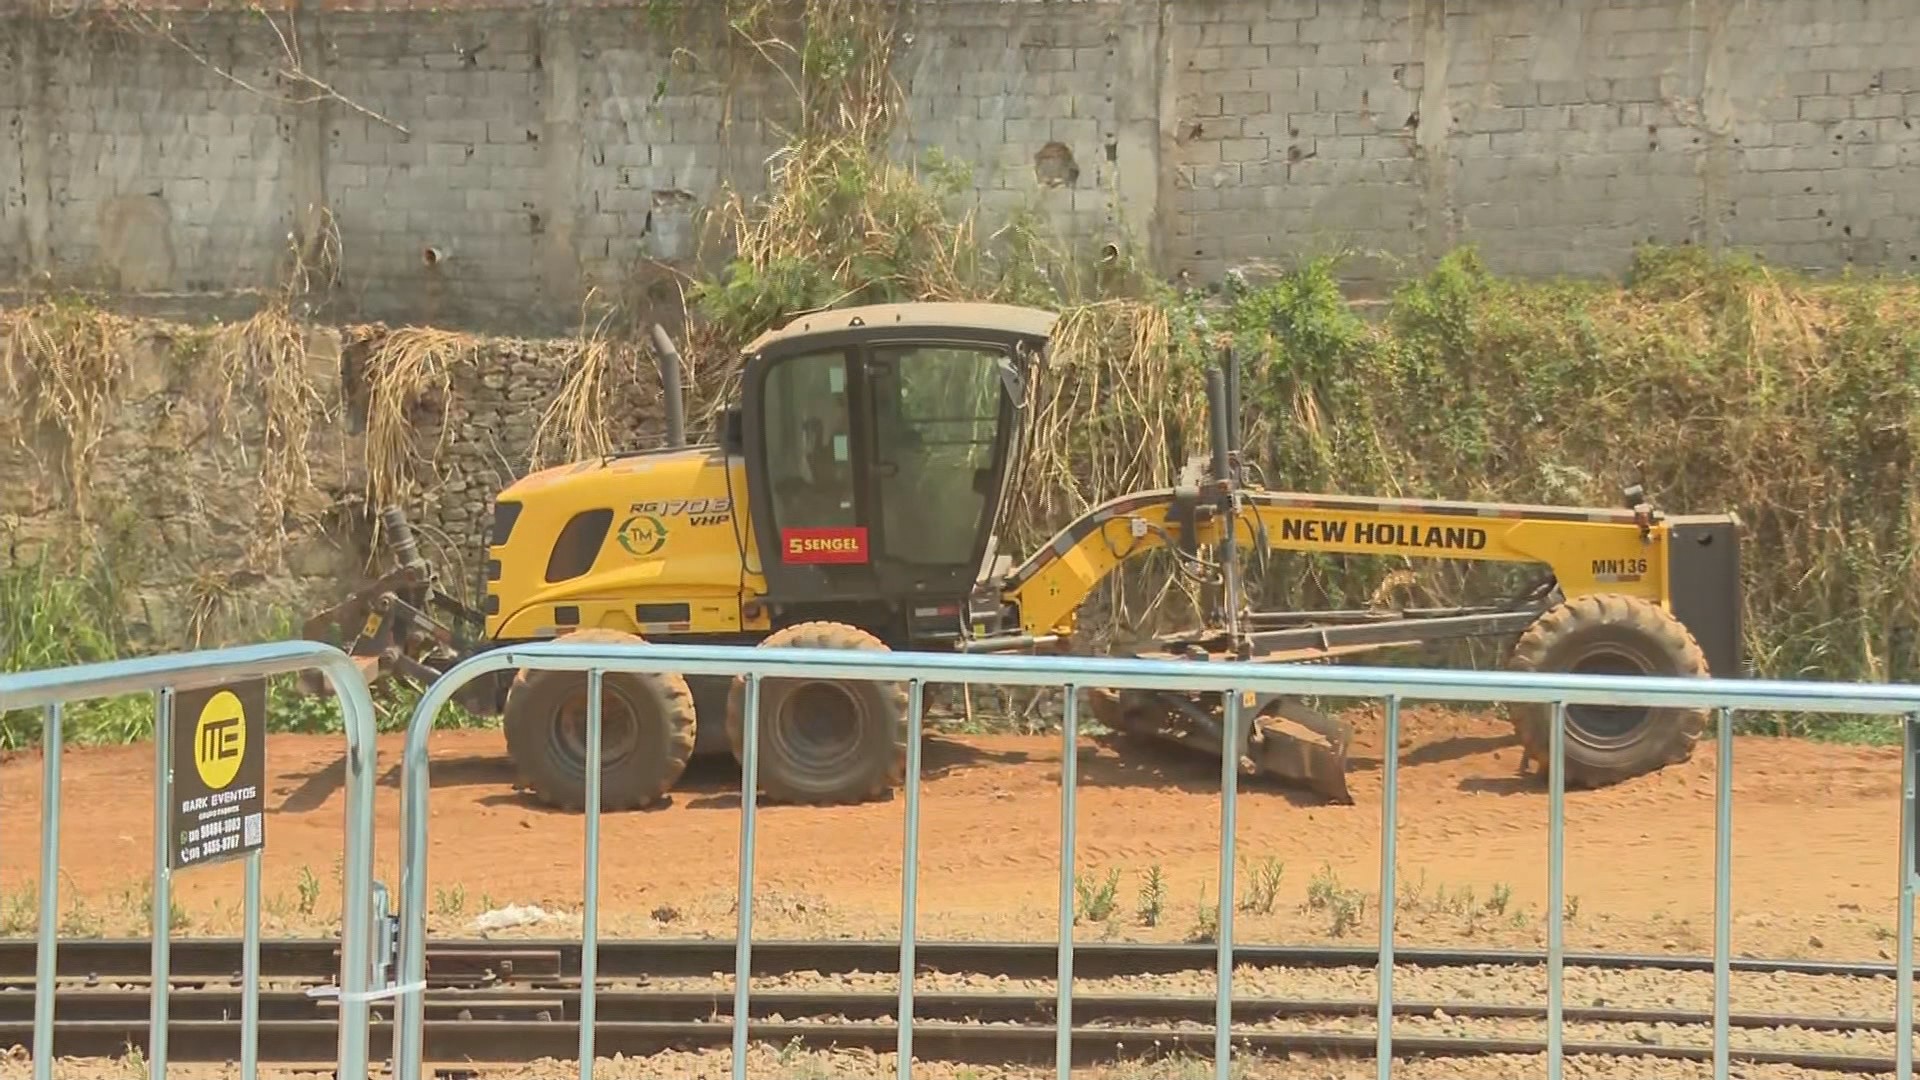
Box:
[648,323,687,449]
[381,506,427,572]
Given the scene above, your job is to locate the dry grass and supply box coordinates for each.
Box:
[531,299,646,468]
[1013,300,1186,543]
[210,300,331,548]
[0,299,132,518]
[361,326,475,514]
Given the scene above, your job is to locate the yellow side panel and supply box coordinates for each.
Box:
[486,449,770,640]
[1006,498,1669,637]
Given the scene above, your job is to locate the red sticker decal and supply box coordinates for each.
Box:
[782,526,869,564]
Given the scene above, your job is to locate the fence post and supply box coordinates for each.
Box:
[1056,684,1078,1080]
[732,673,763,1080]
[1712,706,1734,1075]
[32,703,62,1080]
[897,678,927,1080]
[1374,694,1400,1080]
[1546,700,1566,1080]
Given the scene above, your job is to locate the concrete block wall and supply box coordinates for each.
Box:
[2,18,297,294]
[1166,0,1920,281]
[4,0,1920,329]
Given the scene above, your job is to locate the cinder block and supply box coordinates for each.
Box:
[1854,94,1906,119]
[1199,20,1253,46]
[425,142,478,169]
[1299,66,1348,94]
[1179,138,1223,165]
[1206,91,1261,120]
[1251,19,1300,46]
[1283,111,1333,138]
[1201,116,1246,139]
[1249,66,1300,94]
[1219,137,1270,162]
[1464,106,1526,134]
[1844,142,1903,168]
[1799,95,1854,121]
[1266,43,1318,68]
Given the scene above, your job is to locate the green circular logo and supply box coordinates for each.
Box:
[616,514,668,557]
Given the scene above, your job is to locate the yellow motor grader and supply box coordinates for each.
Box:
[302,302,1741,809]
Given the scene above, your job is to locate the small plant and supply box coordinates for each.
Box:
[1564,895,1581,923]
[60,897,102,938]
[0,886,36,935]
[1398,868,1429,912]
[651,904,681,924]
[1305,863,1365,938]
[1185,886,1219,944]
[1487,882,1512,916]
[124,876,188,932]
[1136,864,1167,927]
[434,885,467,918]
[296,866,321,916]
[1075,866,1121,925]
[1240,856,1284,915]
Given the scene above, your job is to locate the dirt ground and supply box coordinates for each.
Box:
[0,705,1907,960]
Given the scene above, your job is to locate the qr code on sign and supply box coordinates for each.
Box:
[243,813,263,847]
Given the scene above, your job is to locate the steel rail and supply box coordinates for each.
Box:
[8,1014,1902,1073]
[1,938,1906,983]
[7,986,1911,1034]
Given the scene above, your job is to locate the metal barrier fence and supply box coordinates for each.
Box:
[393,641,1920,1080]
[0,641,384,1080]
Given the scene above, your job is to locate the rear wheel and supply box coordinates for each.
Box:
[1506,593,1711,787]
[503,628,696,811]
[726,621,907,804]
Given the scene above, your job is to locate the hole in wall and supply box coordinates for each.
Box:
[1034,141,1080,187]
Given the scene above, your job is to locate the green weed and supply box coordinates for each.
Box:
[1136,864,1166,927]
[1239,856,1285,915]
[296,866,321,916]
[59,896,101,938]
[1,886,36,935]
[1186,886,1220,944]
[1074,866,1121,925]
[1305,863,1366,938]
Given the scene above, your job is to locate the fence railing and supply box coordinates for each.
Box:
[0,641,384,1080]
[392,641,1920,1080]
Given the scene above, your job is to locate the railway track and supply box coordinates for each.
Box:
[5,937,1910,1072]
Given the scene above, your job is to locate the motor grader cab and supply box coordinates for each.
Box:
[303,301,1743,812]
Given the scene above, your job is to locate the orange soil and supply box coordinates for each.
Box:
[0,706,1904,958]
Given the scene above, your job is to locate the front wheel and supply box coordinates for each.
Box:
[502,628,696,811]
[1506,593,1711,788]
[725,621,908,805]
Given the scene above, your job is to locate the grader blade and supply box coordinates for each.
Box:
[1249,698,1355,804]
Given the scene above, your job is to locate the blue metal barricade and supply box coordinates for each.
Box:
[0,641,384,1080]
[392,641,1920,1080]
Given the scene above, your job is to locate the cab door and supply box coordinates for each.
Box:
[862,341,1016,597]
[750,346,878,597]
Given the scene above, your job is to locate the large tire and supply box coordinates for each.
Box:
[725,621,908,805]
[1506,593,1711,788]
[502,628,696,811]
